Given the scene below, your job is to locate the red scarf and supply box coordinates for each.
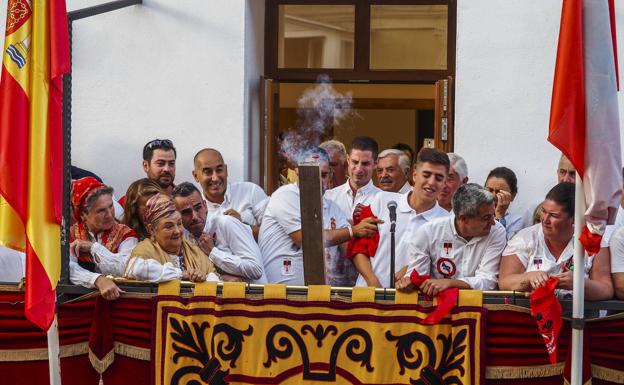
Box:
[530,277,562,365]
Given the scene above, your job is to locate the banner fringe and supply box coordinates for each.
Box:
[592,364,624,383]
[88,348,114,374]
[114,342,150,361]
[485,363,564,379]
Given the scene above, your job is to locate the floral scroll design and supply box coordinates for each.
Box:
[386,329,467,385]
[169,318,253,385]
[264,324,374,381]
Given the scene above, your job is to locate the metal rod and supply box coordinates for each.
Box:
[68,0,142,21]
[571,173,585,385]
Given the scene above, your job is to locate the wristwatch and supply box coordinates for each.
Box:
[496,217,507,227]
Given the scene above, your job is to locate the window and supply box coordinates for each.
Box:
[266,0,456,81]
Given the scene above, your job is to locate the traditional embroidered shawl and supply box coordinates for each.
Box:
[70,222,137,271]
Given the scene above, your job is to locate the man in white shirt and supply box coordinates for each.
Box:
[259,147,381,285]
[172,182,266,283]
[376,149,412,194]
[324,136,381,223]
[354,148,451,288]
[437,153,469,212]
[397,183,507,294]
[192,148,268,238]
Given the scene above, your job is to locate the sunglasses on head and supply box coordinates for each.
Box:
[146,139,174,149]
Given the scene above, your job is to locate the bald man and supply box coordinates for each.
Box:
[192,148,268,238]
[557,154,576,184]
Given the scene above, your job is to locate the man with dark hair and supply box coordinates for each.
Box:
[396,183,507,293]
[324,136,381,222]
[391,142,415,165]
[172,182,265,283]
[353,148,451,288]
[193,148,268,239]
[142,138,177,195]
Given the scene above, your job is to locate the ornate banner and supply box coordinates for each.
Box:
[153,282,485,385]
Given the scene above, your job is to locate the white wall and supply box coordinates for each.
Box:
[65,0,253,195]
[455,0,624,222]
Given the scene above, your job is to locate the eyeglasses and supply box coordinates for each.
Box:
[145,139,174,150]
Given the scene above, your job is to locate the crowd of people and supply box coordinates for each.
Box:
[2,135,623,302]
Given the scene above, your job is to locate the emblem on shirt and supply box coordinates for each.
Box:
[533,258,542,270]
[437,257,456,278]
[281,257,294,276]
[443,242,453,255]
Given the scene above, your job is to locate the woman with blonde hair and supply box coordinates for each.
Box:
[121,178,163,240]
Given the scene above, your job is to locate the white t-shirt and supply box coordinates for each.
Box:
[404,216,507,290]
[202,213,266,283]
[609,226,624,273]
[205,182,268,226]
[504,223,594,296]
[324,179,380,223]
[355,191,450,288]
[615,205,624,229]
[259,184,304,285]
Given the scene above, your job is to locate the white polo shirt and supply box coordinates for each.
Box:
[183,213,266,283]
[609,226,624,273]
[614,205,624,229]
[404,216,507,290]
[355,191,450,288]
[205,182,268,226]
[324,179,380,223]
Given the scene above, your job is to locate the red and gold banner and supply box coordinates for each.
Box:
[154,283,485,385]
[0,0,70,330]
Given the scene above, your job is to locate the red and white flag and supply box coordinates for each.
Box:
[549,0,622,254]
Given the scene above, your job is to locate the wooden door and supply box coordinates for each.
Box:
[260,77,281,194]
[434,76,454,152]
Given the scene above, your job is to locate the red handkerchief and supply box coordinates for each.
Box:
[409,270,459,325]
[579,226,602,256]
[346,205,380,259]
[530,277,562,365]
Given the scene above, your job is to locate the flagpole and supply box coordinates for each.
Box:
[571,174,585,385]
[47,313,62,385]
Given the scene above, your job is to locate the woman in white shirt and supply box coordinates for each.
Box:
[499,182,612,300]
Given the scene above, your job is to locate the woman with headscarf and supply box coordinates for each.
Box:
[124,194,218,282]
[121,178,163,240]
[70,177,138,300]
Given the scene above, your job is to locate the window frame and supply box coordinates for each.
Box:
[265,0,456,82]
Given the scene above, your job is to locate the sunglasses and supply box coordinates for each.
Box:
[145,139,174,149]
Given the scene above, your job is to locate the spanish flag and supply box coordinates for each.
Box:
[0,0,69,330]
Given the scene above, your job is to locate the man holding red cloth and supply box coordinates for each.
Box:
[352,149,450,288]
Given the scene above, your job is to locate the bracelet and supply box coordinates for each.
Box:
[348,226,354,239]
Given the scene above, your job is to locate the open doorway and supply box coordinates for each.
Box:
[261,80,454,193]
